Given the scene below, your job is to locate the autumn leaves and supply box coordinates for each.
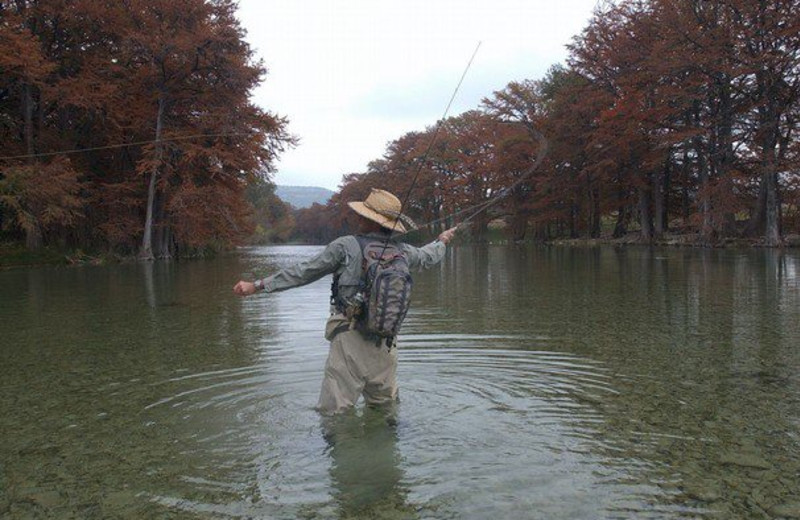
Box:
[0,0,293,256]
[293,0,800,246]
[2,0,797,255]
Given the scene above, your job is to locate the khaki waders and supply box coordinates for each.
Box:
[316,314,398,415]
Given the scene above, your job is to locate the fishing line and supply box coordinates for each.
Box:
[386,41,482,237]
[453,124,549,229]
[371,41,549,241]
[0,132,256,161]
[394,121,549,238]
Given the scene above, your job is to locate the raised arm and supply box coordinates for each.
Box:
[400,227,457,270]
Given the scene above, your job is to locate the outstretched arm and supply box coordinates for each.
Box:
[233,238,348,297]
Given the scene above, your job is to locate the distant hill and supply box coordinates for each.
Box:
[275,185,334,208]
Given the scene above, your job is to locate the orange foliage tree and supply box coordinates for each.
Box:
[273,0,800,247]
[0,0,293,254]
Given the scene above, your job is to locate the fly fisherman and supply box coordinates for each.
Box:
[233,188,457,415]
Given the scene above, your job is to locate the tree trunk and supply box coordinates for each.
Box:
[569,200,577,238]
[760,100,781,246]
[653,162,666,239]
[471,213,490,243]
[715,72,736,237]
[638,183,653,242]
[23,83,42,250]
[24,84,35,157]
[612,187,628,238]
[432,198,443,234]
[141,93,166,260]
[508,210,527,242]
[153,188,173,258]
[590,185,601,238]
[693,134,713,243]
[761,119,781,246]
[748,174,767,237]
[765,170,780,246]
[663,160,671,233]
[681,145,690,228]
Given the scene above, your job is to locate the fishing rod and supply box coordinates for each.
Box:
[393,121,550,239]
[384,41,483,238]
[452,123,549,232]
[376,41,548,241]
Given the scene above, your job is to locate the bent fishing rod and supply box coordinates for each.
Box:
[381,40,549,240]
[409,123,549,236]
[385,41,482,236]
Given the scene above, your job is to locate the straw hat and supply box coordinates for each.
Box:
[348,188,417,233]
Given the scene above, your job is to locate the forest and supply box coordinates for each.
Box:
[1,0,799,260]
[0,0,293,259]
[294,0,800,246]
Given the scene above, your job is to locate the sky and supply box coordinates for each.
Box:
[236,0,600,191]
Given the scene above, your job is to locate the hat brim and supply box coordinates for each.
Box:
[348,201,408,233]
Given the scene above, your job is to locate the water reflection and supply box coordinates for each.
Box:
[321,407,412,519]
[414,245,800,518]
[1,246,799,518]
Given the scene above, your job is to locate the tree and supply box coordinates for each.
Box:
[0,157,83,245]
[0,0,293,255]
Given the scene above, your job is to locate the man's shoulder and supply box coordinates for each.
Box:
[328,235,361,251]
[352,233,411,250]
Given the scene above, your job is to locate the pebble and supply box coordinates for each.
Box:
[25,489,62,508]
[684,478,723,503]
[718,453,772,470]
[770,503,800,518]
[102,490,137,509]
[687,488,721,502]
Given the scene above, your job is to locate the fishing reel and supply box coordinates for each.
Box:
[343,292,366,323]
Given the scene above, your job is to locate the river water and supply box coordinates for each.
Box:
[1,245,799,519]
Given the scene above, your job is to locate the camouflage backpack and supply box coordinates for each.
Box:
[354,235,413,342]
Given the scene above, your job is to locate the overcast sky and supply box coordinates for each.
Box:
[236,1,599,190]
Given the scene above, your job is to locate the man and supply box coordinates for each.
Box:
[233,188,456,415]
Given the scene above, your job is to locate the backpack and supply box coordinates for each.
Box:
[354,235,413,341]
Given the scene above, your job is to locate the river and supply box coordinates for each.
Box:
[1,245,799,519]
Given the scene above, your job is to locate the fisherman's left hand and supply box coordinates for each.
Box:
[233,280,257,296]
[438,227,458,244]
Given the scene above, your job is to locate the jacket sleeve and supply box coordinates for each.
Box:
[260,237,348,293]
[401,240,447,271]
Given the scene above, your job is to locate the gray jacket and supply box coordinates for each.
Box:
[258,233,446,301]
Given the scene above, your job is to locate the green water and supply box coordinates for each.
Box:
[1,245,799,519]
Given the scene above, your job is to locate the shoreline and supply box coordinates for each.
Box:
[3,233,799,269]
[546,232,800,249]
[0,243,229,270]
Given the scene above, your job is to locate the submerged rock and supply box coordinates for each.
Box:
[685,484,722,503]
[718,453,771,470]
[769,503,800,518]
[23,488,62,509]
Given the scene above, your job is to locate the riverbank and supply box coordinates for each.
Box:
[0,243,124,269]
[4,232,799,269]
[0,243,67,269]
[0,241,233,269]
[547,232,800,248]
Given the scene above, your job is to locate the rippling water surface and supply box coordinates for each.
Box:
[2,245,799,519]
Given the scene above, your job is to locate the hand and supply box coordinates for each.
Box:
[438,226,458,244]
[233,280,257,297]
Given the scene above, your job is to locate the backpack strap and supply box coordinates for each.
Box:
[354,235,369,271]
[331,235,366,312]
